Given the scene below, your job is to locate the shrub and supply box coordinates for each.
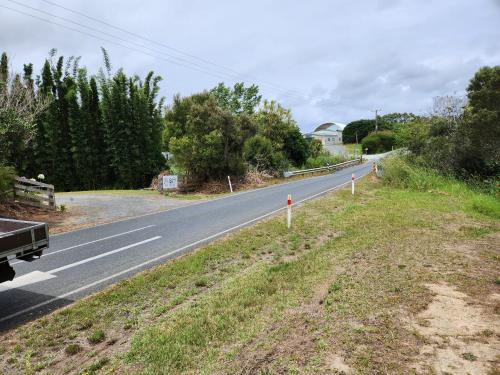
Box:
[0,165,15,202]
[342,119,377,144]
[243,135,287,173]
[304,152,349,169]
[361,131,395,154]
[380,156,443,191]
[64,343,82,356]
[87,329,105,344]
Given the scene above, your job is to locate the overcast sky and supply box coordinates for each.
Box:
[1,0,499,132]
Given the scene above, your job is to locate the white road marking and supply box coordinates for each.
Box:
[0,172,370,324]
[50,160,370,238]
[48,236,162,274]
[0,271,56,293]
[11,225,156,266]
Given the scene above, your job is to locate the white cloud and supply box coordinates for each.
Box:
[1,0,499,133]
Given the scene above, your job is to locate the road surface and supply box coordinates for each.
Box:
[0,159,376,330]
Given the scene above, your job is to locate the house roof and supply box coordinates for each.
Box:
[307,130,341,137]
[314,122,345,132]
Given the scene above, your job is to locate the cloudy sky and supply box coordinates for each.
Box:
[1,0,499,132]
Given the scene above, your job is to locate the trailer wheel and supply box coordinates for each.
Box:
[0,258,16,283]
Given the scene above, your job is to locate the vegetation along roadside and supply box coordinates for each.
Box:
[0,158,498,374]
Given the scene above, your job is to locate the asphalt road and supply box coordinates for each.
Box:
[0,159,376,330]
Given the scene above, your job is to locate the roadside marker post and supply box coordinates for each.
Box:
[352,174,355,195]
[227,176,233,193]
[287,194,292,229]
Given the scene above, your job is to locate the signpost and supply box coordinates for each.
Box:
[161,175,178,191]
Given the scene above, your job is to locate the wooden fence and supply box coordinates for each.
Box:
[13,177,56,210]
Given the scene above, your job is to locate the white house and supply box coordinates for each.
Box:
[304,122,345,145]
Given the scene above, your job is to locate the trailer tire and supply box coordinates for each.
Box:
[0,258,16,283]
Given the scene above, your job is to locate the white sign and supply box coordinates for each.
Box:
[162,175,178,190]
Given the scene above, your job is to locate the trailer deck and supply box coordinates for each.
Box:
[0,219,49,283]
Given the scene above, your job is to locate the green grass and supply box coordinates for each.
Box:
[343,143,363,155]
[1,167,498,374]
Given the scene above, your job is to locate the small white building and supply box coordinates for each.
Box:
[304,122,345,145]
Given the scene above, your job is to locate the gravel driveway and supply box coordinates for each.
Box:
[56,192,201,228]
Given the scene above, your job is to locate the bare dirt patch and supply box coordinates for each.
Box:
[411,283,500,374]
[0,201,67,233]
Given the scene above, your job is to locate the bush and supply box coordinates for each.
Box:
[342,119,377,144]
[361,131,395,154]
[243,135,287,173]
[380,156,443,191]
[87,329,105,345]
[381,155,500,219]
[304,152,349,169]
[0,165,15,202]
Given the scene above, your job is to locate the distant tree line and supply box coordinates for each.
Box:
[395,66,499,181]
[0,49,165,191]
[343,66,499,182]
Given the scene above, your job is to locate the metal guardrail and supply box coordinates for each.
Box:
[283,158,363,178]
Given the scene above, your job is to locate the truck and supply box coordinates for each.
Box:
[0,218,49,283]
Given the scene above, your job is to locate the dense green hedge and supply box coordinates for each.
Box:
[361,131,395,154]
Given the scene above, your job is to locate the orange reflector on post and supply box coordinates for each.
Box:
[287,194,292,207]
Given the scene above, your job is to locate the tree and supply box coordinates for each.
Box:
[167,92,247,181]
[210,82,261,115]
[254,100,295,150]
[431,95,467,123]
[361,131,396,154]
[455,66,500,177]
[243,135,279,171]
[0,52,50,171]
[283,126,310,166]
[342,119,377,144]
[308,138,323,158]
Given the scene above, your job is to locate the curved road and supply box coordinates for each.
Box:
[0,159,376,330]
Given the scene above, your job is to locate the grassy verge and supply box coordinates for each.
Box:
[0,167,498,374]
[343,143,362,155]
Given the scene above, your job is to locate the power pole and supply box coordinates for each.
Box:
[371,109,381,132]
[355,131,359,158]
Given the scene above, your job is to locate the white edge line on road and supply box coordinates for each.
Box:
[0,173,368,324]
[51,160,372,238]
[11,225,156,266]
[48,236,162,274]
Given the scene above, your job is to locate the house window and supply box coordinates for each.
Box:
[328,138,331,141]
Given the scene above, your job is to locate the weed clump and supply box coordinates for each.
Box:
[64,343,82,356]
[87,330,105,345]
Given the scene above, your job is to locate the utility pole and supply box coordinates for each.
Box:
[355,131,359,159]
[371,109,381,132]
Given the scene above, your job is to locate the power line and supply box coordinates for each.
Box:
[6,0,304,99]
[38,0,304,98]
[5,0,244,81]
[1,3,306,100]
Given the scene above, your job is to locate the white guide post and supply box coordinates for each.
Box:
[352,174,355,195]
[227,176,233,193]
[287,194,292,229]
